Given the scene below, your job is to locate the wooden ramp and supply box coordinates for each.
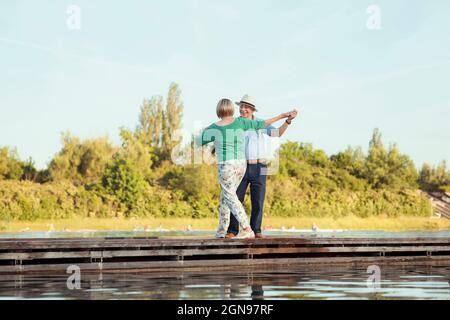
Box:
[2,237,450,274]
[424,191,450,219]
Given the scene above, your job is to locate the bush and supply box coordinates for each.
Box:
[100,156,146,212]
[0,181,114,221]
[48,133,117,186]
[0,128,435,221]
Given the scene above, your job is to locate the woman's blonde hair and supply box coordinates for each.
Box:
[216,98,235,118]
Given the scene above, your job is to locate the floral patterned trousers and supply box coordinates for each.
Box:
[216,159,250,237]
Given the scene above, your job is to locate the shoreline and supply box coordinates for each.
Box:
[1,216,450,233]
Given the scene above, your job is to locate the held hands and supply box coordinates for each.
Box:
[280,109,299,121]
[280,112,292,119]
[288,108,298,121]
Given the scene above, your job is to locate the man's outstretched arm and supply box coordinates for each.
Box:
[270,110,298,137]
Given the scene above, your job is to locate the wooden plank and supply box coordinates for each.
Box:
[2,237,450,251]
[2,255,450,274]
[2,244,450,261]
[0,251,92,260]
[3,236,450,245]
[1,245,450,263]
[0,248,245,260]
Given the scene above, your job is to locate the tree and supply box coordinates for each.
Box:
[385,143,418,188]
[436,160,449,186]
[418,161,450,192]
[369,128,383,149]
[135,83,184,165]
[363,129,417,189]
[21,157,38,181]
[153,96,164,148]
[119,128,154,181]
[331,146,358,172]
[136,96,164,148]
[137,98,153,146]
[161,82,184,161]
[0,146,24,180]
[0,147,9,179]
[48,132,117,185]
[101,155,145,211]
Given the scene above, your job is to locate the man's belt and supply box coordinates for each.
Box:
[247,160,267,165]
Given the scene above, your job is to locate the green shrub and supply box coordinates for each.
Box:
[100,156,146,212]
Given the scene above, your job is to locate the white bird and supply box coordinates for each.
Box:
[156,224,168,232]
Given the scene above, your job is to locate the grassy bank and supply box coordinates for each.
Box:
[1,216,450,233]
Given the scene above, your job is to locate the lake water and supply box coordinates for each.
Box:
[1,266,450,300]
[1,230,450,300]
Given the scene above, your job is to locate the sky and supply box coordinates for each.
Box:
[1,0,449,170]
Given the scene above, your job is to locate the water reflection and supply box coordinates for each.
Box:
[1,265,450,300]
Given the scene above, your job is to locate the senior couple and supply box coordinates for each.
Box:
[200,95,298,239]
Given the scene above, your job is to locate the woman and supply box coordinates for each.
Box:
[199,98,292,239]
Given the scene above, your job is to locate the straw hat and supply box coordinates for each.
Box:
[235,94,258,111]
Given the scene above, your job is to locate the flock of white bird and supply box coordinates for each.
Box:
[16,222,346,233]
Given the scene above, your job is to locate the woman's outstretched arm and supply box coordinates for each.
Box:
[264,112,292,127]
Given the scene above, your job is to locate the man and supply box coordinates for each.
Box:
[226,95,298,239]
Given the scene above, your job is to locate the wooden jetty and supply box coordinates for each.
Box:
[2,237,450,274]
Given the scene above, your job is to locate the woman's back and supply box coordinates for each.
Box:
[200,117,266,163]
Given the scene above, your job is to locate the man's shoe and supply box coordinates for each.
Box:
[225,233,236,239]
[255,233,265,239]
